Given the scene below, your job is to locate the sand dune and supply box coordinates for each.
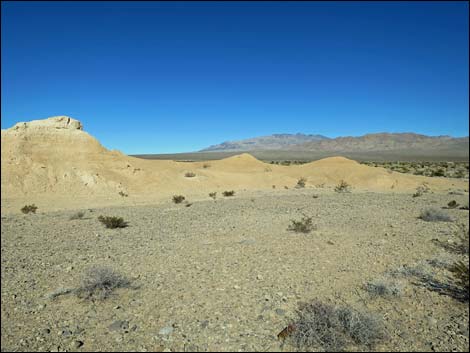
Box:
[1,116,467,213]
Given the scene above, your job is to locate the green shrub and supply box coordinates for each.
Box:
[296,177,307,188]
[21,204,38,214]
[334,180,351,193]
[222,190,235,197]
[287,216,316,233]
[184,172,196,177]
[172,195,185,203]
[447,200,459,209]
[118,191,128,197]
[97,216,128,229]
[202,163,211,169]
[209,192,217,200]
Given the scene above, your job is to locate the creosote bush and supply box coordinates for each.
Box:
[184,172,196,177]
[296,177,307,188]
[172,195,185,204]
[419,208,453,222]
[98,215,128,229]
[334,180,351,193]
[209,192,217,200]
[222,190,235,197]
[75,266,131,300]
[21,204,38,214]
[289,300,385,351]
[287,215,316,233]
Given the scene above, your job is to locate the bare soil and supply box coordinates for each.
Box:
[1,189,469,352]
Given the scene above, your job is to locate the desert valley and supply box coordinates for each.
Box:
[1,116,469,351]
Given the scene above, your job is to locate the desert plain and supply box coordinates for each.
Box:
[1,116,469,352]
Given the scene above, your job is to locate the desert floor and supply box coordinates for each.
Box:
[1,188,469,352]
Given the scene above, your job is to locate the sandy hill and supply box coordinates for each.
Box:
[1,116,467,213]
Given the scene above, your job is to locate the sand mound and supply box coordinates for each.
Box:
[1,116,467,212]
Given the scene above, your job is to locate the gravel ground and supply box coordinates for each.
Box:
[1,189,469,352]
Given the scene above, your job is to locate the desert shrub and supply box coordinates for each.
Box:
[296,177,307,188]
[209,192,217,200]
[184,172,196,177]
[363,279,402,298]
[172,195,185,204]
[287,216,316,233]
[334,180,351,193]
[449,261,469,300]
[75,266,131,300]
[222,190,235,197]
[431,169,445,177]
[289,300,385,351]
[459,204,469,210]
[413,183,430,197]
[419,208,453,222]
[118,191,128,197]
[445,225,469,255]
[97,215,128,228]
[264,167,272,172]
[21,204,38,214]
[447,200,459,209]
[185,202,193,207]
[202,163,211,169]
[69,211,85,220]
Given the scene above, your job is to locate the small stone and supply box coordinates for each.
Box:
[41,328,51,335]
[256,275,263,280]
[234,285,240,290]
[159,326,174,335]
[66,266,74,272]
[71,340,84,349]
[275,309,286,316]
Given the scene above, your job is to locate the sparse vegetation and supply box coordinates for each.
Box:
[202,163,211,169]
[419,208,453,222]
[172,195,185,203]
[222,190,235,197]
[209,192,217,200]
[413,183,430,197]
[363,279,402,298]
[97,215,128,228]
[287,215,316,233]
[69,211,85,220]
[360,161,469,179]
[334,180,351,193]
[75,266,131,301]
[21,204,38,214]
[118,191,128,197]
[289,300,385,351]
[184,172,196,177]
[448,261,469,300]
[295,177,307,188]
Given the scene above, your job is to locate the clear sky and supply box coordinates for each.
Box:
[1,1,469,154]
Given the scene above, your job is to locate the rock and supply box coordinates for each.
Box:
[108,320,129,332]
[159,326,174,335]
[71,340,84,349]
[12,116,83,131]
[275,309,286,316]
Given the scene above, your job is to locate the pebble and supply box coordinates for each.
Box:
[159,326,174,335]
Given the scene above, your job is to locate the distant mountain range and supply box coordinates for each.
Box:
[201,133,330,151]
[200,132,469,155]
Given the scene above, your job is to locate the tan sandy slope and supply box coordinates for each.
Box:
[1,116,467,213]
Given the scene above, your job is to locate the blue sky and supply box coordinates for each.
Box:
[1,1,468,154]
